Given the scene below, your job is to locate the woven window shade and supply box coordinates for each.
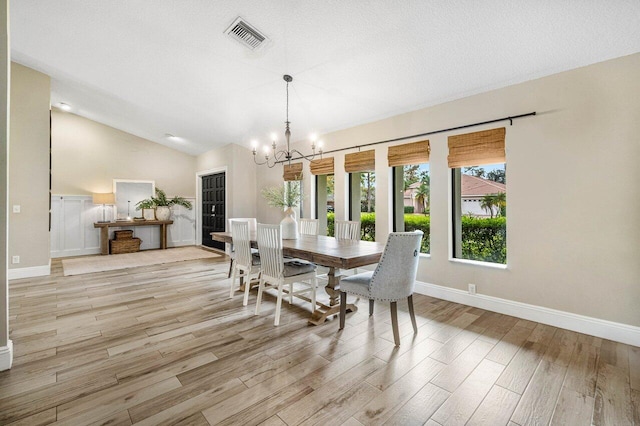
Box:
[283,162,303,181]
[310,157,334,175]
[344,150,375,173]
[448,127,506,168]
[387,140,430,167]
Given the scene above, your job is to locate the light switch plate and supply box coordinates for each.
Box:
[12,205,20,213]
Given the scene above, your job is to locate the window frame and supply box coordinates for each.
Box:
[347,170,375,241]
[450,164,507,266]
[315,174,333,236]
[393,165,430,255]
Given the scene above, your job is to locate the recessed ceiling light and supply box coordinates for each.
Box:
[57,102,72,111]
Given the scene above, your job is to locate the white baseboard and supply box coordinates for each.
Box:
[169,241,197,248]
[414,281,640,347]
[8,263,51,280]
[51,248,101,258]
[0,340,13,371]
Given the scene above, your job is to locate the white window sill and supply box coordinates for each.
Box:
[419,253,431,259]
[449,258,508,270]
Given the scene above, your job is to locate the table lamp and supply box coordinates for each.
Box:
[93,192,116,223]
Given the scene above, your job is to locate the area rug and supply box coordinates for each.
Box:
[62,246,222,276]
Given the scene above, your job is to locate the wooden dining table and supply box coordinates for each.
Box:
[210,232,386,325]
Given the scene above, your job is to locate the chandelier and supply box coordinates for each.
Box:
[252,74,322,168]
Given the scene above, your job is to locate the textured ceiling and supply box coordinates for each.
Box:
[10,0,640,155]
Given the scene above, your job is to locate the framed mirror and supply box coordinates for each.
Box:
[113,180,155,220]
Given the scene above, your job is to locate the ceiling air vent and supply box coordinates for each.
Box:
[224,17,268,51]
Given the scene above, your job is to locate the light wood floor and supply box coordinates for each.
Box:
[1,255,638,425]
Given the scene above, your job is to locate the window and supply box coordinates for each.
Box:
[393,164,430,253]
[349,171,375,241]
[345,150,375,241]
[449,128,507,264]
[315,174,334,236]
[389,140,431,253]
[311,157,334,236]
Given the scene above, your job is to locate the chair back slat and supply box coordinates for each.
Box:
[370,231,423,300]
[228,218,257,232]
[299,219,319,236]
[334,220,361,240]
[231,221,252,268]
[257,224,283,279]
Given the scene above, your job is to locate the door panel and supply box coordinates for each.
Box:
[202,172,225,250]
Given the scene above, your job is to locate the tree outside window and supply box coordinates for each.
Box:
[395,164,430,253]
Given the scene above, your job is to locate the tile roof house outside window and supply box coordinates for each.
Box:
[405,174,506,217]
[460,174,506,217]
[404,181,427,213]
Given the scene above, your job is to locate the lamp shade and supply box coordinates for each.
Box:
[92,192,115,205]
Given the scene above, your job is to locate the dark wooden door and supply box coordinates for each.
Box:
[202,172,225,250]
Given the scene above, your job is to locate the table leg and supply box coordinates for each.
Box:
[160,224,167,249]
[326,267,342,306]
[100,227,109,255]
[308,267,358,325]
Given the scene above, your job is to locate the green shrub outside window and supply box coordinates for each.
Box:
[327,212,504,262]
[460,216,506,263]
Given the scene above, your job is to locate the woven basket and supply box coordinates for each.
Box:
[114,230,133,240]
[110,237,142,254]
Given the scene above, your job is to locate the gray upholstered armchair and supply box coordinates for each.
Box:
[339,230,423,346]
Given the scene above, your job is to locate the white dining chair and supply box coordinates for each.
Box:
[299,218,319,236]
[255,224,318,326]
[334,220,362,274]
[334,220,361,240]
[227,218,257,278]
[229,220,261,305]
[339,230,424,346]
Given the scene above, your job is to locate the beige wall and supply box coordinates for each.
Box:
[9,63,50,270]
[196,143,257,222]
[1,0,9,351]
[52,111,196,197]
[255,53,640,327]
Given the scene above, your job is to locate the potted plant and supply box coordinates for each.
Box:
[261,180,301,239]
[136,188,193,221]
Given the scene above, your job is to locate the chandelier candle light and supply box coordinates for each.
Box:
[252,74,323,168]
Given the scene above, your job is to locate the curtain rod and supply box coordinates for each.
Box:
[278,111,536,164]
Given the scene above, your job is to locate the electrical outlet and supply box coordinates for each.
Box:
[13,205,20,213]
[12,256,20,264]
[468,283,476,295]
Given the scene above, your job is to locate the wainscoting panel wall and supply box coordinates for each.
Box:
[51,195,196,258]
[51,196,102,258]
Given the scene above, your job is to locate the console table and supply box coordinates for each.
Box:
[94,220,173,255]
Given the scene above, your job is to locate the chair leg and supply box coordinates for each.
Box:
[339,291,347,330]
[274,281,284,326]
[255,277,265,315]
[390,301,400,346]
[229,265,238,298]
[289,282,294,304]
[408,294,418,334]
[227,260,233,278]
[242,270,251,306]
[369,299,374,316]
